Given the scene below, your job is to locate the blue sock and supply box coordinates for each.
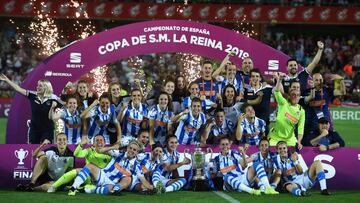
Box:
[291,188,302,196]
[253,162,270,187]
[113,184,122,192]
[225,174,241,190]
[94,186,109,195]
[317,171,325,181]
[166,178,186,192]
[317,171,327,190]
[72,167,90,188]
[152,169,162,187]
[270,183,277,189]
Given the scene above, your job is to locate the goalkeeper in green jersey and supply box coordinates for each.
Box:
[268,73,305,150]
[47,134,111,192]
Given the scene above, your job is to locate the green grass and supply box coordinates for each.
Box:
[226,190,360,203]
[330,107,360,147]
[333,120,360,147]
[0,118,6,144]
[0,190,359,203]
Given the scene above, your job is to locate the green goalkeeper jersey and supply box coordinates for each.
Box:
[74,145,111,169]
[269,90,305,140]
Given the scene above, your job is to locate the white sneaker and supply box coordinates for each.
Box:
[47,186,56,193]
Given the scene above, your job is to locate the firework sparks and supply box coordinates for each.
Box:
[70,0,80,8]
[233,15,258,38]
[178,53,202,83]
[79,22,96,39]
[69,1,96,39]
[28,12,61,56]
[90,65,109,96]
[10,0,97,58]
[9,1,62,57]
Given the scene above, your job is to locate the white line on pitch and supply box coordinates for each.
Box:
[213,191,241,203]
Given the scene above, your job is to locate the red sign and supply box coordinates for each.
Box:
[1,0,360,24]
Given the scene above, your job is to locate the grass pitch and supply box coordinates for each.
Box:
[0,118,6,144]
[0,190,359,203]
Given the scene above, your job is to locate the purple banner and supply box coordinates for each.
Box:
[6,20,290,143]
[1,144,359,190]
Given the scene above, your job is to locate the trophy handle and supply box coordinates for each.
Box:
[24,150,28,158]
[206,147,213,161]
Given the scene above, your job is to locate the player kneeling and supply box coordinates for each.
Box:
[273,141,331,196]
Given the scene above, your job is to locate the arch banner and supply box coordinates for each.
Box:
[7,20,290,143]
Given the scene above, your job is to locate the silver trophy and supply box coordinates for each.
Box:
[185,145,213,181]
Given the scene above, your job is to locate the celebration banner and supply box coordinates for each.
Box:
[7,20,291,143]
[1,144,359,189]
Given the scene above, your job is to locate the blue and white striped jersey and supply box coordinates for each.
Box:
[138,152,163,175]
[251,151,275,178]
[122,102,148,138]
[159,148,180,179]
[148,105,173,145]
[88,104,118,144]
[60,108,82,144]
[175,111,206,145]
[182,96,215,112]
[215,75,243,95]
[210,120,235,137]
[213,150,245,177]
[272,154,301,182]
[240,117,266,145]
[102,150,142,183]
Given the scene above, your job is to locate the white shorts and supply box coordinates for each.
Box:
[95,169,116,186]
[287,171,314,190]
[238,166,250,186]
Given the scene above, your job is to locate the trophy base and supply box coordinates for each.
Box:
[190,179,211,191]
